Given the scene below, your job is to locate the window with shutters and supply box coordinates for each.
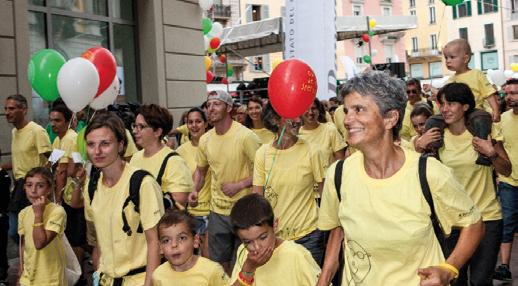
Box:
[478,0,497,14]
[484,24,495,46]
[410,10,416,16]
[246,4,269,22]
[429,6,436,23]
[430,34,438,50]
[513,25,518,40]
[409,0,416,8]
[453,1,472,18]
[250,55,270,72]
[459,27,468,40]
[353,4,363,16]
[412,37,418,52]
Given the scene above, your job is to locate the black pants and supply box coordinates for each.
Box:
[0,214,8,276]
[443,220,502,286]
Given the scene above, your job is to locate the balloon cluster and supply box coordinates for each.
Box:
[357,19,377,64]
[487,65,518,87]
[28,47,119,112]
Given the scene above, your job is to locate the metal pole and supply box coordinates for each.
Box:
[366,16,373,68]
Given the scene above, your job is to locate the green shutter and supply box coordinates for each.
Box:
[477,0,482,14]
[453,6,458,19]
[493,0,498,12]
[467,1,472,16]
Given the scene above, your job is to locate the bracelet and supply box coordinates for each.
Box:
[241,270,255,276]
[33,222,44,227]
[239,271,254,285]
[237,275,252,286]
[438,262,459,279]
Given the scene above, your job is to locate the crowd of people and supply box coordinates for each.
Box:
[0,37,517,286]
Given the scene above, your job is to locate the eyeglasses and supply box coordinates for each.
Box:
[131,123,150,131]
[406,90,419,94]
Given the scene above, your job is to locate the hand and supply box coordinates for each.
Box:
[415,128,441,152]
[221,182,242,198]
[74,166,86,187]
[472,135,495,157]
[188,191,198,207]
[243,245,274,272]
[418,266,455,286]
[32,196,46,216]
[492,111,501,123]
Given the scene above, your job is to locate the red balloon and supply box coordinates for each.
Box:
[221,77,229,84]
[361,34,370,42]
[268,59,317,119]
[206,71,214,83]
[219,54,226,63]
[210,37,221,50]
[82,46,116,98]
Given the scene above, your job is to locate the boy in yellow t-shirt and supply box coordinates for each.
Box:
[18,167,67,286]
[230,194,321,286]
[153,209,229,286]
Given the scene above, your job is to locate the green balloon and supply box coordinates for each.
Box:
[202,18,213,35]
[363,55,372,64]
[369,30,375,37]
[226,64,234,77]
[77,126,88,161]
[28,49,66,102]
[441,0,464,5]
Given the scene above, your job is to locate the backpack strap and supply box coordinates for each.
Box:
[122,170,152,236]
[334,160,345,201]
[156,152,179,186]
[88,167,101,205]
[418,155,444,243]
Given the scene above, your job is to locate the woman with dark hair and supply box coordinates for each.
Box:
[252,103,325,265]
[434,82,511,285]
[300,98,346,170]
[176,107,212,257]
[317,72,484,286]
[82,112,164,286]
[130,104,193,206]
[245,96,275,144]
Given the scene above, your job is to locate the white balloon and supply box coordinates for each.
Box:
[204,36,210,51]
[209,22,224,38]
[57,58,99,113]
[199,0,214,10]
[504,70,513,78]
[487,69,506,86]
[90,75,120,110]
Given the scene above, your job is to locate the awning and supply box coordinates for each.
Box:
[218,15,417,57]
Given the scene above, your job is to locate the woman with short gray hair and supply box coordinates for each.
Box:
[316,71,484,286]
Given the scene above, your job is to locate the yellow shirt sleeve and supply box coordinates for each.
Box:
[208,262,230,286]
[139,176,166,230]
[477,70,497,99]
[310,147,325,183]
[294,244,322,285]
[18,208,27,236]
[317,162,341,231]
[35,127,52,155]
[253,145,267,186]
[241,131,261,164]
[195,136,209,168]
[45,204,67,235]
[83,177,94,222]
[162,156,194,193]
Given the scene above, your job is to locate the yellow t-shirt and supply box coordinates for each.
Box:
[196,121,261,216]
[333,105,347,140]
[83,164,165,283]
[439,129,502,221]
[152,256,228,286]
[231,240,321,286]
[18,203,67,286]
[176,141,211,216]
[299,123,346,170]
[251,128,275,145]
[253,139,324,240]
[325,111,333,123]
[12,121,52,179]
[400,99,430,141]
[447,69,496,110]
[318,149,481,285]
[177,124,190,145]
[52,129,79,205]
[124,129,139,158]
[130,146,193,195]
[494,110,518,186]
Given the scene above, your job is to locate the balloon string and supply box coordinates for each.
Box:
[68,113,75,131]
[263,124,286,192]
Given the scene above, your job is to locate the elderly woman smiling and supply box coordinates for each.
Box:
[316,72,484,286]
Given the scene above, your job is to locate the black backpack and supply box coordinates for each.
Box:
[88,152,179,236]
[330,154,445,285]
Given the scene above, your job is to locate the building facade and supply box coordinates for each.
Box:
[502,0,518,68]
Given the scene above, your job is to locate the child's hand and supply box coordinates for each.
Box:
[243,246,274,272]
[32,196,46,215]
[492,112,501,123]
[415,128,441,152]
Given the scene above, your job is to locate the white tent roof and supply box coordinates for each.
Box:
[218,15,417,57]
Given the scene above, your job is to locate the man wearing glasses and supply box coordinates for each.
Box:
[400,78,434,141]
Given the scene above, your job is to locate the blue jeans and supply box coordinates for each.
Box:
[295,229,324,266]
[497,182,518,243]
[7,212,19,242]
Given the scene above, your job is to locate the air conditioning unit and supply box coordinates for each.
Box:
[483,38,495,48]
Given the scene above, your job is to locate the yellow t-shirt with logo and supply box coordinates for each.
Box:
[130,146,193,195]
[83,164,164,284]
[494,110,518,186]
[52,129,78,205]
[124,129,139,158]
[252,127,275,145]
[447,69,497,110]
[18,202,67,286]
[176,141,211,217]
[318,149,481,285]
[253,139,324,240]
[196,121,261,216]
[231,240,321,286]
[152,256,228,286]
[12,121,52,179]
[440,129,502,221]
[299,123,346,170]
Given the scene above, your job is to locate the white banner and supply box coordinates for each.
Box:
[284,0,337,100]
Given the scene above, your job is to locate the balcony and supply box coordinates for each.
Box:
[407,48,441,59]
[213,4,231,19]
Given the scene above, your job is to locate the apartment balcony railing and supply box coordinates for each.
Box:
[407,48,441,58]
[214,4,231,19]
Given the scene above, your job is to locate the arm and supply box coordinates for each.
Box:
[221,176,253,198]
[316,227,344,286]
[0,161,12,171]
[54,163,68,204]
[317,181,324,197]
[32,199,58,250]
[252,185,263,195]
[333,149,346,161]
[486,94,501,122]
[144,226,161,286]
[171,193,188,206]
[415,128,442,153]
[472,137,512,177]
[188,166,208,205]
[231,244,274,286]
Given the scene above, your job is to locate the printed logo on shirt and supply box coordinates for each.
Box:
[458,206,476,219]
[264,186,278,208]
[344,240,372,284]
